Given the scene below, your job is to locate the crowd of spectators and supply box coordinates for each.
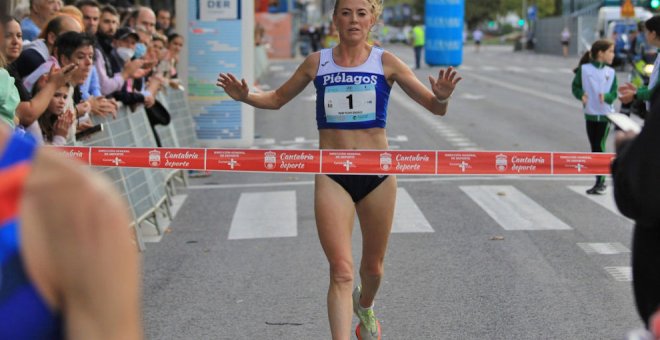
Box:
[0,0,184,146]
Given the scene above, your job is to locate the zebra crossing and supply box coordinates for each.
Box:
[177,182,634,282]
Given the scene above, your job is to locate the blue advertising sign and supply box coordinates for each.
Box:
[425,0,464,66]
[186,0,253,144]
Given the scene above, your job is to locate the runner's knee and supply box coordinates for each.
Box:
[329,259,354,284]
[360,258,384,278]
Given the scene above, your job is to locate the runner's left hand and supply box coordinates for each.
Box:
[429,66,461,102]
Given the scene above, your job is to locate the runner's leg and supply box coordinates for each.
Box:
[355,176,397,308]
[315,174,357,339]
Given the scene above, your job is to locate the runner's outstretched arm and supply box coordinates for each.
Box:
[216,53,320,110]
[382,51,461,116]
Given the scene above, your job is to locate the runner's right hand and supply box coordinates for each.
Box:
[216,73,249,101]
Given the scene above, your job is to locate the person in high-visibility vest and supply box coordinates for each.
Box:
[410,22,425,69]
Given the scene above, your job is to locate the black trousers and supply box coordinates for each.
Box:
[586,119,610,185]
[632,223,660,327]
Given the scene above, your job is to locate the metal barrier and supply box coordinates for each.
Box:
[74,89,195,250]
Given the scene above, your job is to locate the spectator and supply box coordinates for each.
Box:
[128,6,156,35]
[0,44,19,128]
[21,0,62,41]
[150,33,169,77]
[14,14,82,79]
[613,75,660,339]
[35,83,75,145]
[473,27,483,53]
[627,29,639,63]
[3,15,75,131]
[108,27,158,109]
[308,24,321,52]
[323,22,339,49]
[59,5,84,28]
[254,23,268,82]
[156,8,174,37]
[0,123,142,340]
[166,32,183,79]
[410,21,424,69]
[98,4,119,48]
[561,27,570,57]
[77,0,101,35]
[95,7,143,96]
[57,32,96,133]
[123,7,156,63]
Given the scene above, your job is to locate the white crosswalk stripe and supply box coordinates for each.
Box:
[217,184,632,281]
[392,188,434,233]
[604,266,632,281]
[228,191,298,240]
[220,184,639,238]
[567,186,632,221]
[577,242,630,255]
[459,185,572,231]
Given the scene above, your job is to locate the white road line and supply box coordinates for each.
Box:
[446,137,471,143]
[567,186,631,221]
[577,242,630,255]
[534,67,552,73]
[170,194,188,218]
[461,70,581,109]
[604,266,632,281]
[253,138,276,145]
[228,191,297,240]
[505,66,525,73]
[481,65,498,72]
[390,90,481,149]
[460,185,572,230]
[392,188,434,233]
[452,142,477,148]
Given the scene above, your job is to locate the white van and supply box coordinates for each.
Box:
[597,6,653,38]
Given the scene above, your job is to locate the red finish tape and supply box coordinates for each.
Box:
[53,147,615,175]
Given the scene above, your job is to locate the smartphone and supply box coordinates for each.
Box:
[607,113,641,133]
[75,123,103,140]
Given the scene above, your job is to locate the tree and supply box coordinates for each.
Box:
[496,0,559,22]
[465,0,502,29]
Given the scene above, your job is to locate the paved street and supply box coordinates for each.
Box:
[142,44,642,339]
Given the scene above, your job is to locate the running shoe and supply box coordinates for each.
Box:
[586,182,607,195]
[352,285,382,340]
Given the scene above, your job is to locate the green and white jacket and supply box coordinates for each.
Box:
[572,62,618,122]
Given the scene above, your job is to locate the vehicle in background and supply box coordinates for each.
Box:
[597,6,653,38]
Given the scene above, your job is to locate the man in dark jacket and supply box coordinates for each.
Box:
[612,82,660,337]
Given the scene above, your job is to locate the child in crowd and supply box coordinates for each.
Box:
[36,83,75,145]
[571,39,617,195]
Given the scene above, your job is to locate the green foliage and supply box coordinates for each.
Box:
[465,0,501,29]
[466,0,559,29]
[501,22,514,34]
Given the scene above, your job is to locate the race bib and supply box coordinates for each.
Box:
[324,84,376,123]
